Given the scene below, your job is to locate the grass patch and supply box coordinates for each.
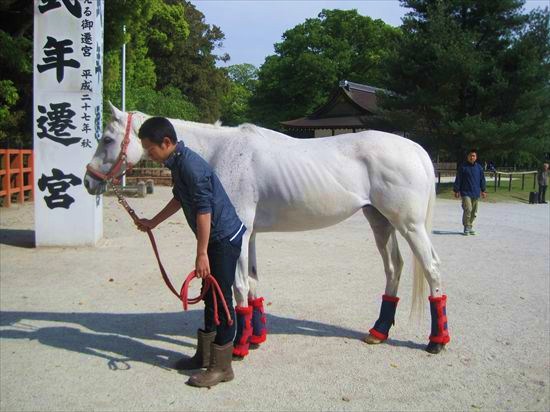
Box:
[436,175,538,204]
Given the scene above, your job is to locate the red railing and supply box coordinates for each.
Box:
[0,149,34,207]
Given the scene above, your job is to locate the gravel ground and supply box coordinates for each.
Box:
[1,186,549,411]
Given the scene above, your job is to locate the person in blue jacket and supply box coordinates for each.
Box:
[453,149,487,235]
[135,117,245,388]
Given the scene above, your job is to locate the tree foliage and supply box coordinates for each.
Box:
[379,0,550,165]
[96,0,231,123]
[150,1,231,122]
[0,1,33,147]
[103,0,197,120]
[220,63,258,126]
[249,9,401,129]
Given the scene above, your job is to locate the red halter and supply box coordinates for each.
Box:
[86,112,134,182]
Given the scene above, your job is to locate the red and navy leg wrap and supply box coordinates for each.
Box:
[428,295,450,344]
[369,295,399,341]
[233,305,253,357]
[249,297,267,345]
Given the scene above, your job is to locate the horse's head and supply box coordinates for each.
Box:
[84,103,146,195]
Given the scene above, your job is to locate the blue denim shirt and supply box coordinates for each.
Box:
[164,141,244,242]
[453,162,487,198]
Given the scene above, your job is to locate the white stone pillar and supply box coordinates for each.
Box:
[33,0,104,246]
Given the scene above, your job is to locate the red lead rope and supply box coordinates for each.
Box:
[146,228,233,326]
[111,182,232,326]
[181,270,234,326]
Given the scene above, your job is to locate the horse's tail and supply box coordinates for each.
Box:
[410,174,439,322]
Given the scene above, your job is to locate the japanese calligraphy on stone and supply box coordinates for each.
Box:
[38,168,83,209]
[37,103,82,146]
[37,36,80,82]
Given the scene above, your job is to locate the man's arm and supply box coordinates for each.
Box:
[136,197,180,231]
[453,166,462,198]
[195,212,212,278]
[181,160,214,278]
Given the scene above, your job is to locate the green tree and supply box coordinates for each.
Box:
[103,0,192,119]
[150,1,231,123]
[226,63,258,92]
[135,86,199,120]
[250,9,401,129]
[0,1,33,147]
[220,64,258,126]
[379,0,550,165]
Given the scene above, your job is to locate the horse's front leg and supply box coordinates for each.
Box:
[233,228,250,307]
[232,229,268,357]
[232,229,253,358]
[247,232,268,347]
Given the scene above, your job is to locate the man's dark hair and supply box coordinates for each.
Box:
[467,149,478,155]
[138,117,177,145]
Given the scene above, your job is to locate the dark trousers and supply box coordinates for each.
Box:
[203,233,242,345]
[538,185,547,203]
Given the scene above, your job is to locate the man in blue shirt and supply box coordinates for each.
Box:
[136,117,245,388]
[453,149,487,235]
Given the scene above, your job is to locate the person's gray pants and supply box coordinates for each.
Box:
[461,196,479,229]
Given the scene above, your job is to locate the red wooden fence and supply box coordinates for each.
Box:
[0,149,34,207]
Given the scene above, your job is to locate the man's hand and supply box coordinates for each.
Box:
[135,218,156,232]
[195,253,210,278]
[481,191,487,199]
[454,192,460,199]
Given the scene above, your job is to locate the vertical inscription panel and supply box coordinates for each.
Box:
[34,0,104,246]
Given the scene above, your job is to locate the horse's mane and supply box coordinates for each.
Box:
[131,110,292,141]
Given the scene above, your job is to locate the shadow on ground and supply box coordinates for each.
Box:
[511,195,529,204]
[432,229,463,236]
[0,310,427,371]
[0,229,35,248]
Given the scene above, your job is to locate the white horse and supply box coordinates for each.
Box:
[84,104,450,354]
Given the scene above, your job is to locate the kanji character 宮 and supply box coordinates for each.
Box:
[38,168,82,209]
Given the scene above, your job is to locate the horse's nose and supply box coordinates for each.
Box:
[83,174,97,194]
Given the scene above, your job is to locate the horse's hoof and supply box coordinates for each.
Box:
[232,355,245,361]
[249,343,260,350]
[364,334,383,345]
[425,342,445,354]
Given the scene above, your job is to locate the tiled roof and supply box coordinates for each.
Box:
[281,80,386,129]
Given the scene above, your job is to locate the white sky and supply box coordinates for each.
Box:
[189,0,550,68]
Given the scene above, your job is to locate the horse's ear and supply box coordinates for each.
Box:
[108,101,124,121]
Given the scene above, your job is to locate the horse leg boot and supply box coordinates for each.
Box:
[365,295,399,344]
[426,295,450,354]
[249,297,267,348]
[187,342,234,388]
[174,329,216,370]
[233,306,253,358]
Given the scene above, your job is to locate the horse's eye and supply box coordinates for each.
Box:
[103,136,114,144]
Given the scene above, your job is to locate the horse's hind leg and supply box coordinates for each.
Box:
[247,232,267,347]
[400,224,450,354]
[363,206,404,344]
